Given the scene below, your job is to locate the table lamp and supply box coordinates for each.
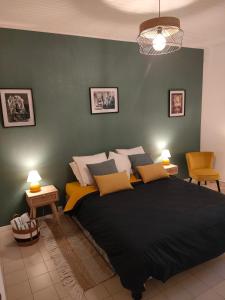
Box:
[27,170,42,193]
[161,149,171,165]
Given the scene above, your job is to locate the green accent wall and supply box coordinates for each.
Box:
[0,28,203,226]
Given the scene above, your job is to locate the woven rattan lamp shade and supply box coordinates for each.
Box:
[137,1,184,56]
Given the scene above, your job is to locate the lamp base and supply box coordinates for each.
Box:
[162,159,170,165]
[30,183,41,193]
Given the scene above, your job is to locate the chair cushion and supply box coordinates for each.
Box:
[191,168,220,181]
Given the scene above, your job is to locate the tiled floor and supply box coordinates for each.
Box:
[2,223,225,300]
[2,179,225,300]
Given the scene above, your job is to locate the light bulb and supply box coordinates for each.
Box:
[153,33,166,51]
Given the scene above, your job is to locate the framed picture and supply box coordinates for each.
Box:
[0,89,35,127]
[168,89,185,117]
[90,87,119,114]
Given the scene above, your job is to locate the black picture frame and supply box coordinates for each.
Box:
[90,87,119,114]
[168,89,186,117]
[0,88,36,127]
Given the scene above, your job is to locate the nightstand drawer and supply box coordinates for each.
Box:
[27,192,58,207]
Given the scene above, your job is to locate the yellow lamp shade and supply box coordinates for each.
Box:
[27,170,42,193]
[161,149,171,165]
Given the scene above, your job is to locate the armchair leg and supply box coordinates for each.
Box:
[198,181,201,186]
[189,177,192,183]
[216,180,221,192]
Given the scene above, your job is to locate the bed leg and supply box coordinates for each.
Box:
[216,180,221,192]
[198,181,200,186]
[131,287,145,300]
[131,291,142,300]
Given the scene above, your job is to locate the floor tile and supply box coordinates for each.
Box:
[6,280,32,300]
[149,294,169,300]
[85,284,110,300]
[49,269,61,283]
[4,269,28,287]
[0,226,11,233]
[195,289,224,300]
[213,279,225,297]
[3,258,24,274]
[164,283,193,300]
[1,246,22,263]
[103,276,124,295]
[208,259,225,279]
[179,274,209,297]
[1,234,16,248]
[23,252,44,267]
[33,285,59,300]
[29,272,52,293]
[26,262,48,278]
[54,281,70,298]
[21,244,39,257]
[44,258,57,271]
[143,284,161,299]
[111,289,132,300]
[193,268,224,288]
[38,246,51,262]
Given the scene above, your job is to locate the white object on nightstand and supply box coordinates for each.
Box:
[163,164,178,175]
[26,185,59,222]
[0,265,6,300]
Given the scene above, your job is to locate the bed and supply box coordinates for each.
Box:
[65,177,225,300]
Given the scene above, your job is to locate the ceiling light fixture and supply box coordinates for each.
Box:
[137,0,184,55]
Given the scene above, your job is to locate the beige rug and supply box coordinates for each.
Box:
[40,215,114,299]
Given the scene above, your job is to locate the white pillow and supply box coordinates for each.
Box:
[73,152,107,186]
[69,162,83,184]
[116,146,145,155]
[108,152,131,178]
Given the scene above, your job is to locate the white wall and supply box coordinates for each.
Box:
[201,42,225,181]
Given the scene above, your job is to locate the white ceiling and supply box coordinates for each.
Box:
[0,0,225,49]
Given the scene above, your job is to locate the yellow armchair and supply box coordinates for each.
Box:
[185,152,220,192]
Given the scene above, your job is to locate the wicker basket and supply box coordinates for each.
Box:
[11,214,40,246]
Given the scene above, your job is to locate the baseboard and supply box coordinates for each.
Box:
[0,224,11,232]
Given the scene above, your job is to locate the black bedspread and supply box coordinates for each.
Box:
[70,177,225,296]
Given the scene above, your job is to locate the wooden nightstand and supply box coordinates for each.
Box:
[163,164,178,175]
[26,185,59,222]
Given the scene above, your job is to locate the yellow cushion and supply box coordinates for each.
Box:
[94,172,134,196]
[64,175,140,212]
[137,163,169,183]
[191,168,220,181]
